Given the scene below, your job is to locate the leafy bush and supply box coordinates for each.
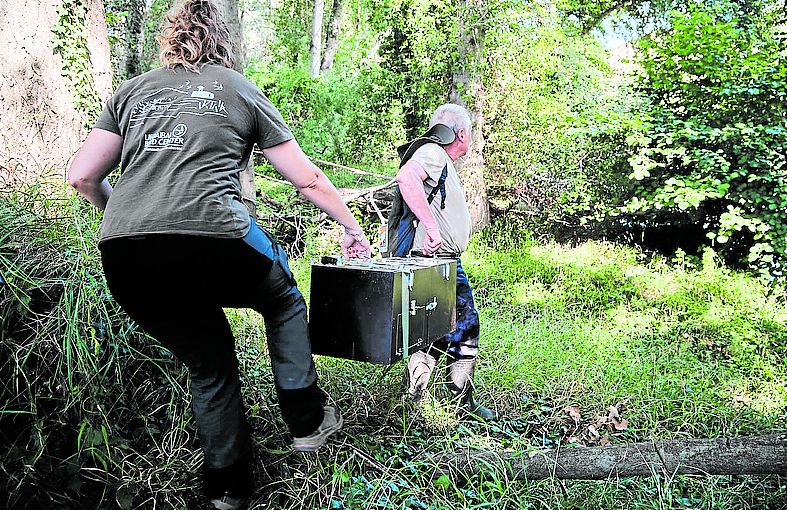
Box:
[375,0,457,136]
[481,0,636,230]
[624,6,787,275]
[247,62,407,169]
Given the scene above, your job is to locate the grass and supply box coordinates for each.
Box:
[1,186,786,509]
[258,229,786,509]
[461,235,787,439]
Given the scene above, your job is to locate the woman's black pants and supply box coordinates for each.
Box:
[99,223,325,490]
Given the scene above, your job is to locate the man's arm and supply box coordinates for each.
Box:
[395,160,443,255]
[263,139,371,258]
[67,128,122,209]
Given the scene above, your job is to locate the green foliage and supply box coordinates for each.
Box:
[270,0,313,66]
[0,185,198,508]
[51,0,104,126]
[464,222,786,438]
[104,1,129,85]
[105,0,168,81]
[138,0,174,73]
[255,0,458,161]
[375,0,457,134]
[247,62,407,167]
[556,0,678,34]
[481,1,634,226]
[3,183,785,507]
[31,0,787,506]
[625,6,787,275]
[287,219,786,509]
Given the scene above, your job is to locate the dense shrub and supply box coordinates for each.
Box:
[247,62,407,169]
[623,6,787,275]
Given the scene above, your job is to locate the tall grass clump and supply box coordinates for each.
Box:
[0,183,201,508]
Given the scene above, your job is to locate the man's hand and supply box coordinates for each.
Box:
[422,225,443,256]
[342,228,371,258]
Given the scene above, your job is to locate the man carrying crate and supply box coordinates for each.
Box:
[391,104,497,421]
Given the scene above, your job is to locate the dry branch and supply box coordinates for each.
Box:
[425,433,787,481]
[251,149,391,180]
[340,179,397,204]
[310,158,391,180]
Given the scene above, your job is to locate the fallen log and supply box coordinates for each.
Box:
[425,433,787,481]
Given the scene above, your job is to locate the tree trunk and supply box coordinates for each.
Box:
[0,0,113,182]
[85,0,113,97]
[450,0,490,234]
[215,0,246,67]
[320,0,344,72]
[215,0,257,218]
[124,0,146,78]
[106,0,146,80]
[309,0,326,78]
[426,434,787,481]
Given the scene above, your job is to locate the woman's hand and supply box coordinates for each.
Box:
[342,228,371,259]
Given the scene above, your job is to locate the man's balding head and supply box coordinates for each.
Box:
[430,104,472,137]
[430,103,472,161]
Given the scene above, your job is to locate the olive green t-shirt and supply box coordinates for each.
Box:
[94,64,293,243]
[410,143,471,255]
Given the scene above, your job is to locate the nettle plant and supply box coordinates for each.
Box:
[624,6,787,276]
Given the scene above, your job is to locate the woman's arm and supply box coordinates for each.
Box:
[67,128,123,209]
[263,139,371,258]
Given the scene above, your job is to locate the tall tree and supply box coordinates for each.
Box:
[105,0,147,80]
[451,0,490,233]
[216,0,246,66]
[0,0,112,182]
[309,0,326,77]
[215,0,258,218]
[320,0,344,72]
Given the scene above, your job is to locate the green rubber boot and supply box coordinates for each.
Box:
[446,358,498,421]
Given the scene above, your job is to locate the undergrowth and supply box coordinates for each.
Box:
[1,185,785,509]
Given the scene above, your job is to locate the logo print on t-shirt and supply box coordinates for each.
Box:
[191,86,213,99]
[143,123,188,152]
[129,85,228,128]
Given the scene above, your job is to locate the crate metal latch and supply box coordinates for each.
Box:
[400,270,411,360]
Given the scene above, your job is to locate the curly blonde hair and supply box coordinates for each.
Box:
[157,0,235,72]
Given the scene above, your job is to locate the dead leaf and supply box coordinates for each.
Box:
[613,418,629,431]
[563,406,581,424]
[599,434,611,446]
[587,425,600,440]
[607,405,620,422]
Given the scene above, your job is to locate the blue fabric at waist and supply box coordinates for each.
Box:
[242,217,277,261]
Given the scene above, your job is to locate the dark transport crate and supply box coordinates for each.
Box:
[309,257,457,364]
